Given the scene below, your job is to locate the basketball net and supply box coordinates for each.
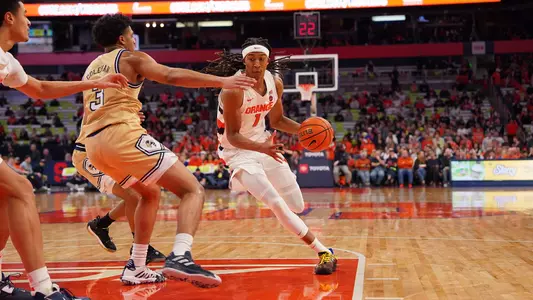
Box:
[298,83,315,102]
[298,83,317,117]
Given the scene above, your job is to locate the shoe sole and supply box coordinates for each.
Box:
[161,268,221,288]
[87,225,116,253]
[120,276,166,286]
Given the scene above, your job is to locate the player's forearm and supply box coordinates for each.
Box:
[168,68,225,88]
[270,117,300,135]
[21,79,97,100]
[227,133,263,152]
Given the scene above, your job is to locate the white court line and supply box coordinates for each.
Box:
[3,264,317,272]
[34,234,533,244]
[366,278,400,281]
[4,241,367,300]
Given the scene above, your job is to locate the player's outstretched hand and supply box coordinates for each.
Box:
[222,74,256,90]
[94,74,129,89]
[258,130,285,163]
[138,112,146,123]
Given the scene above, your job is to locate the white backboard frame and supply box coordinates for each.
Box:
[274,53,338,93]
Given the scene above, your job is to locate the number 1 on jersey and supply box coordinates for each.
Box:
[252,113,261,127]
[90,88,104,111]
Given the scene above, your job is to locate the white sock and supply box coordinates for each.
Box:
[131,244,148,268]
[172,233,193,256]
[28,267,53,296]
[309,238,331,254]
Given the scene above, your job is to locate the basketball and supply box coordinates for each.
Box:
[298,117,334,152]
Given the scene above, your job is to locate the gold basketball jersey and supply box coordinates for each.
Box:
[76,48,143,144]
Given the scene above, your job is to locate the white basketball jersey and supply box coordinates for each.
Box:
[217,70,278,150]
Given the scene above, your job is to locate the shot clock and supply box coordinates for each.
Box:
[294,12,320,39]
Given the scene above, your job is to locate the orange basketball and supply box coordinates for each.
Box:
[298,117,334,152]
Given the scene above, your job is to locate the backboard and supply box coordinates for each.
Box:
[274,54,338,94]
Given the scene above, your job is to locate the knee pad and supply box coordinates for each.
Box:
[278,185,305,214]
[265,167,304,213]
[236,170,279,207]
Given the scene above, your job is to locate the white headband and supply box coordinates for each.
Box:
[242,45,270,58]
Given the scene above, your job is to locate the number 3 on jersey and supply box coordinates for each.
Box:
[90,88,104,111]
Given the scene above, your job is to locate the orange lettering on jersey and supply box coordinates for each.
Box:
[244,103,274,115]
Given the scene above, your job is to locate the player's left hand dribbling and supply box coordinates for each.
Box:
[223,74,256,89]
[94,74,129,89]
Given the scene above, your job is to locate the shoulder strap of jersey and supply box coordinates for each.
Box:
[114,48,143,89]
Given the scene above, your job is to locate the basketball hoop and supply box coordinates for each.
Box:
[298,84,316,102]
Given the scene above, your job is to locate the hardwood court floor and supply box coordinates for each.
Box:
[3,187,533,299]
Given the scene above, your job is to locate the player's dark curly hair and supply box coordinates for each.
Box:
[92,13,132,48]
[203,37,289,77]
[0,0,22,27]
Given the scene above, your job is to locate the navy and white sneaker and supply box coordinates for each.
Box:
[34,283,90,300]
[120,259,166,286]
[161,251,221,289]
[0,273,33,299]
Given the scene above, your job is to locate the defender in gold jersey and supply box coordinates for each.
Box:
[72,111,166,264]
[83,14,255,287]
[71,45,165,263]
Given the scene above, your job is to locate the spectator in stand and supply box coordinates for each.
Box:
[193,168,207,187]
[7,157,26,175]
[333,144,351,187]
[369,150,386,186]
[385,148,398,185]
[506,118,519,142]
[206,163,230,189]
[42,148,53,163]
[33,159,49,189]
[397,149,414,188]
[413,151,427,185]
[439,148,453,187]
[29,143,41,167]
[67,173,89,192]
[355,151,371,187]
[426,151,441,186]
[19,155,33,175]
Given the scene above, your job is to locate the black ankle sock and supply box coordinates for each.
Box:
[97,213,115,228]
[132,232,135,238]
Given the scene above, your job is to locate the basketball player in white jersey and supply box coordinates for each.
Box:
[0,1,128,299]
[204,37,337,275]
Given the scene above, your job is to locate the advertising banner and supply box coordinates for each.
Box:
[25,0,501,17]
[44,161,71,185]
[296,150,334,188]
[452,160,533,181]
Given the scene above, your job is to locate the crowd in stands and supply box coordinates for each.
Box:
[3,53,533,191]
